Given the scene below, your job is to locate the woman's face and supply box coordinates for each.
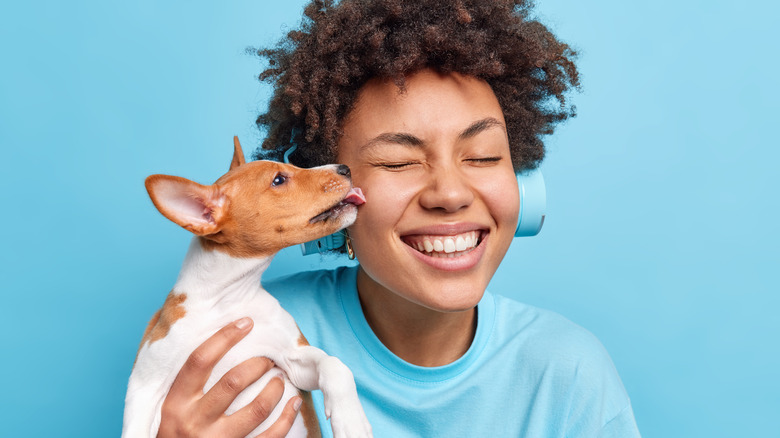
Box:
[337,69,519,313]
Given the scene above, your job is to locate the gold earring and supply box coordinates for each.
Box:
[345,232,355,260]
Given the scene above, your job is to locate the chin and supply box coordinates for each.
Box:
[340,207,358,228]
[417,283,486,313]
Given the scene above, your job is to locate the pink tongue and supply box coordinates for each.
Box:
[343,187,366,206]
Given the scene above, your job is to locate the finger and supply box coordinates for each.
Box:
[224,377,286,437]
[168,317,254,402]
[198,356,276,421]
[255,396,302,438]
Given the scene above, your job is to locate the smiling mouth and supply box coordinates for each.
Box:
[309,188,366,224]
[401,230,485,258]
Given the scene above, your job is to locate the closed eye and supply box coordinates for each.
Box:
[377,162,418,170]
[466,157,502,163]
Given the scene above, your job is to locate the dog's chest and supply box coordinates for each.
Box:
[136,286,301,381]
[127,286,313,436]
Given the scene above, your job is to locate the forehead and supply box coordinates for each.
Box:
[340,69,505,148]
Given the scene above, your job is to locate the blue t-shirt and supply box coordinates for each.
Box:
[264,266,640,437]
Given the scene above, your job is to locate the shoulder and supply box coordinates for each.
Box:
[262,265,355,307]
[488,294,636,432]
[263,267,345,298]
[491,293,610,364]
[261,266,355,345]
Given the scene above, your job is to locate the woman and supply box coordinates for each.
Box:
[158,1,640,436]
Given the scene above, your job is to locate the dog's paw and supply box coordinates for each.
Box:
[326,399,372,438]
[329,410,373,438]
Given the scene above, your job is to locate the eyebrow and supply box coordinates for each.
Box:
[365,132,424,149]
[361,117,505,151]
[458,117,505,140]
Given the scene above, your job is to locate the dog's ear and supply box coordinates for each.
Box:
[145,174,228,236]
[230,136,246,171]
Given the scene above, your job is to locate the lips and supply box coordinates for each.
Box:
[310,187,366,223]
[400,227,489,271]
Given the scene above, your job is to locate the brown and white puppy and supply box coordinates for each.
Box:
[122,137,370,438]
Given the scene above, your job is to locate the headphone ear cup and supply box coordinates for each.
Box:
[300,231,347,255]
[515,169,547,237]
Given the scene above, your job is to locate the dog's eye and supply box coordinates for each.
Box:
[271,173,287,187]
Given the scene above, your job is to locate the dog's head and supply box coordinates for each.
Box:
[145,137,365,258]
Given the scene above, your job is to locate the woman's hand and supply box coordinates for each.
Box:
[157,318,302,438]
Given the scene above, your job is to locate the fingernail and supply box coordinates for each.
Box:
[235,317,251,329]
[293,397,302,412]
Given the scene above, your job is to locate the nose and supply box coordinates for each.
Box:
[336,164,351,178]
[418,169,474,213]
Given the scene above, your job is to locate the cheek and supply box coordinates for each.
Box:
[350,172,418,238]
[481,174,520,228]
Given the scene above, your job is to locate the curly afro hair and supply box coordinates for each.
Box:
[253,0,579,172]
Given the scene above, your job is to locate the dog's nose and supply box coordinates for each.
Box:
[336,165,351,178]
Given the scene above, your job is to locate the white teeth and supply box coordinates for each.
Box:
[444,238,456,253]
[405,231,481,256]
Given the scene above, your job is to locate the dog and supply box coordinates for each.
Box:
[122,137,371,437]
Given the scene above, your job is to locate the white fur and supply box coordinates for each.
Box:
[122,238,372,437]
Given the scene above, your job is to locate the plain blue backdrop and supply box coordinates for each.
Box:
[2,1,778,436]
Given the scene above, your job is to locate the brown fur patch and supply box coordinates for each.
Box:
[140,292,187,348]
[141,310,161,343]
[295,330,320,436]
[300,390,322,437]
[134,309,162,364]
[297,331,310,347]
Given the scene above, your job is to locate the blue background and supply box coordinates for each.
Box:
[2,1,777,436]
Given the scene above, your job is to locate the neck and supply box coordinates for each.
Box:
[173,237,273,302]
[356,268,477,367]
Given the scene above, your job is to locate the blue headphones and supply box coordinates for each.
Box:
[283,143,546,256]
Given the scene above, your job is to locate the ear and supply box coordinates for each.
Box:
[145,174,228,236]
[230,136,246,171]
